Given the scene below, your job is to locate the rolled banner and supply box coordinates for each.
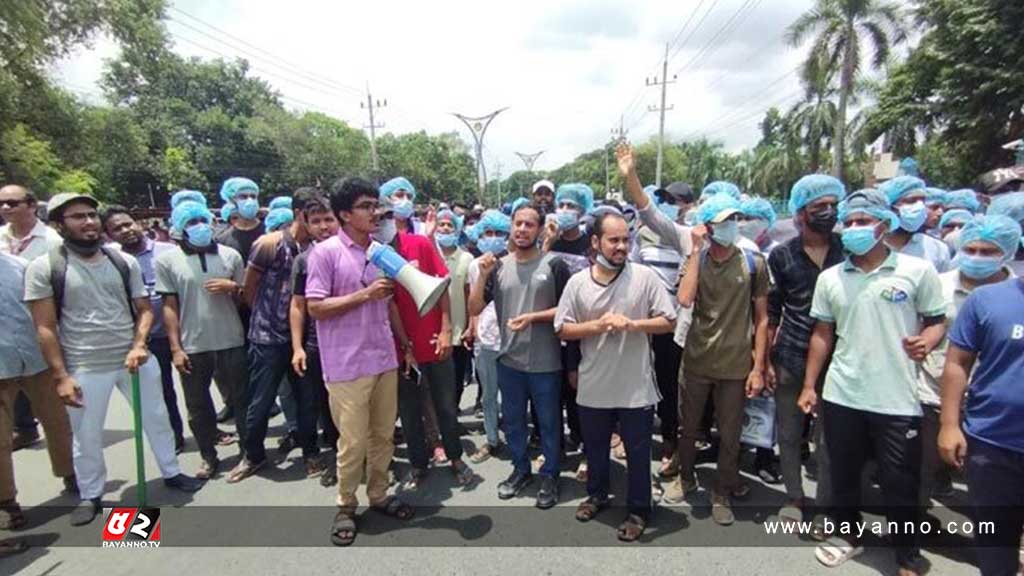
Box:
[367,241,451,317]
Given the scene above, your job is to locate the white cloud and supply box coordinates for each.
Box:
[52,0,815,179]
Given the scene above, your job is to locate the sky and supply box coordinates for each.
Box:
[51,0,815,176]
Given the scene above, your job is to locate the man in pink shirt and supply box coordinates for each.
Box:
[305,177,413,546]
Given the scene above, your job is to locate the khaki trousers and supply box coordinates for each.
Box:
[1,369,74,501]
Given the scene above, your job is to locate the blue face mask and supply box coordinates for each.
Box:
[478,235,506,255]
[185,222,213,247]
[958,254,1004,280]
[841,224,881,255]
[711,220,739,246]
[898,201,927,232]
[392,199,414,220]
[658,203,679,222]
[436,232,458,248]
[237,198,259,220]
[556,209,580,231]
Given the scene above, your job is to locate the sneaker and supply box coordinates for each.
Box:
[69,498,101,526]
[216,406,234,423]
[497,471,533,500]
[164,473,205,492]
[536,475,559,509]
[195,459,219,480]
[662,475,698,504]
[11,429,40,451]
[711,493,735,526]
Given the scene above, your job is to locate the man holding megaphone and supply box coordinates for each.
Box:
[375,180,476,491]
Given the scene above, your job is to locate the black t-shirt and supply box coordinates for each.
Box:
[216,223,265,263]
[551,231,591,257]
[290,248,317,349]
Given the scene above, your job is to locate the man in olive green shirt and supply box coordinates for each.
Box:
[664,193,770,527]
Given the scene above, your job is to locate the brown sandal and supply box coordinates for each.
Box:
[0,500,26,530]
[617,513,646,542]
[575,497,608,522]
[330,510,357,547]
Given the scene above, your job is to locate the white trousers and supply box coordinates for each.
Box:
[67,357,181,499]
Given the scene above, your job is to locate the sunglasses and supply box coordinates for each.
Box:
[0,199,28,209]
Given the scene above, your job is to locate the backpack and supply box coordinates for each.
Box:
[48,244,136,324]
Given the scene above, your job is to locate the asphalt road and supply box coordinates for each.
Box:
[3,376,977,575]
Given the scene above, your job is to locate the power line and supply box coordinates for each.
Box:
[679,66,799,140]
[667,0,720,63]
[674,0,762,77]
[695,89,803,140]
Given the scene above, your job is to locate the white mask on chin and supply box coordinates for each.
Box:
[372,219,397,244]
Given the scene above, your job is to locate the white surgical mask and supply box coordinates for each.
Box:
[373,219,397,244]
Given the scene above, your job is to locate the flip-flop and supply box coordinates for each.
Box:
[815,537,863,568]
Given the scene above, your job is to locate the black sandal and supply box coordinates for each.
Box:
[575,497,608,522]
[617,513,646,542]
[371,496,415,521]
[330,510,357,547]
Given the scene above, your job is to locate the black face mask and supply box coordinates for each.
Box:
[806,208,838,234]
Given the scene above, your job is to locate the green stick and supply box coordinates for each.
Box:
[131,371,146,506]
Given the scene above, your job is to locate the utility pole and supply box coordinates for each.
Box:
[607,115,628,197]
[646,43,676,188]
[361,84,386,179]
[453,108,508,204]
[494,160,503,206]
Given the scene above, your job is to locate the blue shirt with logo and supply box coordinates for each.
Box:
[948,278,1024,453]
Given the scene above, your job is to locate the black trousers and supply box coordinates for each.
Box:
[149,337,185,443]
[305,346,339,450]
[824,401,924,572]
[652,332,681,455]
[579,404,654,518]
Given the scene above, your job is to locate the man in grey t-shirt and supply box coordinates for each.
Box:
[555,210,675,541]
[469,203,570,509]
[24,193,203,527]
[156,200,248,480]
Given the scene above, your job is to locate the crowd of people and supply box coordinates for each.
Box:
[1,144,1023,574]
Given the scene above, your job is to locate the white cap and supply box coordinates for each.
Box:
[532,180,555,194]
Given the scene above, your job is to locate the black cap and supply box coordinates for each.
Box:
[656,182,694,204]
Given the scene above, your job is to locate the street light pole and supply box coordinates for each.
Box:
[453,108,508,204]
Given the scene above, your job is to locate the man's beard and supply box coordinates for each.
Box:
[64,235,102,256]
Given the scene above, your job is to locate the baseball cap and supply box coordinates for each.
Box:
[659,182,694,203]
[47,193,99,222]
[532,180,555,194]
[978,166,1024,194]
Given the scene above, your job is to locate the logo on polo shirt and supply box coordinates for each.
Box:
[881,286,909,303]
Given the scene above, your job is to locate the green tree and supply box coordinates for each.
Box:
[0,123,63,190]
[787,0,906,181]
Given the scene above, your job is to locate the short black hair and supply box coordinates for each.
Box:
[292,187,322,212]
[593,211,627,238]
[301,190,331,216]
[329,177,378,216]
[511,202,542,225]
[100,204,132,230]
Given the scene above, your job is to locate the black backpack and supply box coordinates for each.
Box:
[47,244,136,324]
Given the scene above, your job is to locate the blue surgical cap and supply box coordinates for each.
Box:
[478,209,511,235]
[988,191,1024,224]
[943,189,981,213]
[171,201,212,233]
[510,197,530,214]
[171,190,207,210]
[219,177,259,202]
[379,177,416,201]
[696,194,742,225]
[879,176,927,206]
[788,174,846,214]
[897,157,919,177]
[740,197,777,228]
[265,207,294,232]
[436,208,463,234]
[555,183,595,215]
[700,181,741,202]
[220,202,237,221]
[939,209,973,229]
[268,196,293,211]
[838,189,900,230]
[957,215,1023,258]
[925,187,948,206]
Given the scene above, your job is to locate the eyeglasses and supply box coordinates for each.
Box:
[0,199,28,209]
[352,201,380,212]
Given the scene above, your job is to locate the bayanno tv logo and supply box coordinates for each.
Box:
[101,508,161,548]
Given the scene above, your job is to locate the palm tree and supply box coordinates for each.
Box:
[785,51,838,173]
[786,0,906,182]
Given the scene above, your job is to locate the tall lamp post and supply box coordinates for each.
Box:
[453,108,508,204]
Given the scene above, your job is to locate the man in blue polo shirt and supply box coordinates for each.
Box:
[939,237,1024,576]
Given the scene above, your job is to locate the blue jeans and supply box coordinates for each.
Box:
[579,404,654,518]
[966,435,1024,576]
[244,342,317,463]
[496,363,560,477]
[477,349,501,447]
